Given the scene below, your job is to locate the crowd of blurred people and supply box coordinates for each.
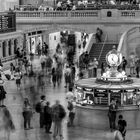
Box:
[14,0,140,12]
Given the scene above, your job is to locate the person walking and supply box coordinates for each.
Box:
[51,100,66,139]
[67,97,76,127]
[22,98,33,130]
[44,102,52,133]
[118,115,127,140]
[52,67,57,87]
[14,68,22,90]
[108,99,118,132]
[40,53,46,72]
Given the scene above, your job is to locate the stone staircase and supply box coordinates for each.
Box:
[89,43,118,66]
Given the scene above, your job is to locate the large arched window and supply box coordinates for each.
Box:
[8,40,12,56]
[14,39,17,54]
[2,41,6,57]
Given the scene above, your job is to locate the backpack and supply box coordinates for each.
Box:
[67,102,73,111]
[59,105,66,119]
[35,102,41,113]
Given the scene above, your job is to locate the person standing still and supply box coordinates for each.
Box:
[22,98,33,130]
[108,99,118,132]
[92,58,98,77]
[39,95,47,128]
[122,57,127,71]
[52,100,66,139]
[44,102,52,133]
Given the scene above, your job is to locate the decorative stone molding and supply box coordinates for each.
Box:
[24,24,87,34]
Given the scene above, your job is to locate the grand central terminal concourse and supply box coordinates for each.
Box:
[1,0,140,140]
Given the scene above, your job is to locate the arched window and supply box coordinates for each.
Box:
[2,41,6,57]
[8,40,11,56]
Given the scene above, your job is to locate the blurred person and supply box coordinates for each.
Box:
[96,27,103,43]
[93,58,98,77]
[114,129,123,140]
[10,63,15,79]
[64,65,71,88]
[88,59,94,77]
[1,106,15,140]
[129,55,135,75]
[135,56,140,78]
[51,100,66,139]
[52,67,57,87]
[0,79,7,107]
[14,68,22,90]
[40,53,46,72]
[66,87,74,101]
[101,62,106,76]
[121,56,127,71]
[44,102,52,133]
[23,57,29,75]
[39,95,47,128]
[118,115,127,140]
[67,97,76,127]
[22,98,33,130]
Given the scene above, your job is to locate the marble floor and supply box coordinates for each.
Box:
[1,58,140,140]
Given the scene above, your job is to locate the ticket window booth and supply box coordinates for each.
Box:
[74,86,84,103]
[83,88,94,105]
[123,89,140,106]
[109,90,121,106]
[94,89,108,105]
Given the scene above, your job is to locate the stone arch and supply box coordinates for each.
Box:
[14,39,18,54]
[8,40,12,56]
[119,26,140,60]
[2,41,6,58]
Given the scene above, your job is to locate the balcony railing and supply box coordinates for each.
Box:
[15,10,140,19]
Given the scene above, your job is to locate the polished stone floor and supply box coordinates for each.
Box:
[1,58,140,140]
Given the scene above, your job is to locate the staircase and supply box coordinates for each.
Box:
[89,43,118,66]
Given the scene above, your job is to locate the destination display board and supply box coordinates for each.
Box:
[94,89,108,105]
[0,12,16,33]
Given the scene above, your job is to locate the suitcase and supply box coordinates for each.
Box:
[5,74,11,80]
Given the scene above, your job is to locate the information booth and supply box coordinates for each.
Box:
[74,48,140,130]
[74,78,140,130]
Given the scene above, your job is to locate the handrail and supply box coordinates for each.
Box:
[85,33,96,53]
[98,34,107,61]
[117,31,127,52]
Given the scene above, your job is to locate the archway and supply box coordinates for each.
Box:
[14,39,18,54]
[2,41,6,58]
[8,40,12,56]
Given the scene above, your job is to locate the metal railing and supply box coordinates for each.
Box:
[98,34,108,61]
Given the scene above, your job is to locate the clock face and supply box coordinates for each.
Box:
[106,51,122,66]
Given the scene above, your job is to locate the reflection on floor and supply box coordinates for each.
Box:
[0,58,140,140]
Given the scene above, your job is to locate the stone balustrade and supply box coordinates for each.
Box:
[15,10,140,19]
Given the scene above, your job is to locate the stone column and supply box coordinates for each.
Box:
[0,42,2,58]
[5,40,8,58]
